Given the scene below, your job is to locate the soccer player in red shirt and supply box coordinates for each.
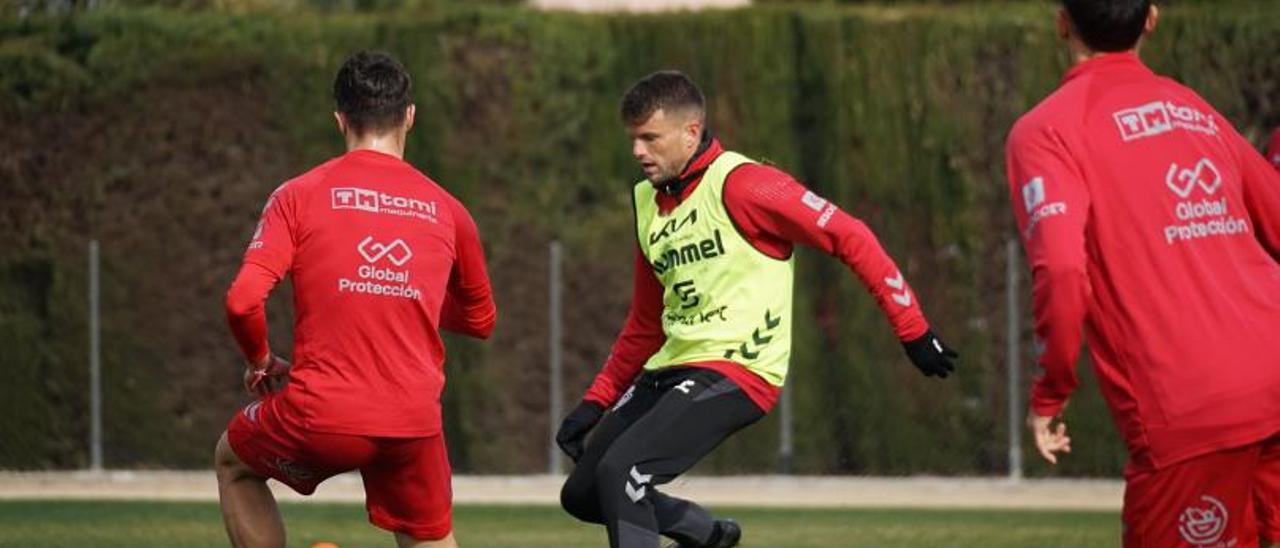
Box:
[214,51,496,548]
[1007,2,1280,546]
[1268,128,1280,172]
[556,71,958,548]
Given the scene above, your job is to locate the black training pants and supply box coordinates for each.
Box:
[560,367,765,548]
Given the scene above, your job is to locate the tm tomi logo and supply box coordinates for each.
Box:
[1178,495,1232,546]
[332,187,438,223]
[1113,100,1219,142]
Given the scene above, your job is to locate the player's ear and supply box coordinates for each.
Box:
[684,115,703,148]
[1144,4,1159,36]
[403,104,416,133]
[1055,8,1072,41]
[334,111,348,136]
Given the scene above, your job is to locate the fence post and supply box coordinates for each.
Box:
[548,241,564,475]
[89,240,103,473]
[1007,238,1023,481]
[779,379,794,474]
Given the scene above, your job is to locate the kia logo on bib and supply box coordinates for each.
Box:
[358,236,413,266]
[1177,495,1231,546]
[1166,158,1222,199]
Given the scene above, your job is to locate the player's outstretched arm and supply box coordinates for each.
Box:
[722,164,957,378]
[1232,126,1280,261]
[440,198,497,339]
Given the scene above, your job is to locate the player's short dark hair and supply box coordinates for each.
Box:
[1061,0,1153,53]
[332,50,412,135]
[620,70,705,125]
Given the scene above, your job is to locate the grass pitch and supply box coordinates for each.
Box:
[0,500,1118,547]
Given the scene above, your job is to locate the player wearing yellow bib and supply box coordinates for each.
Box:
[556,71,959,548]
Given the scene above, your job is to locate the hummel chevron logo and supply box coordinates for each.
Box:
[752,328,772,346]
[885,271,912,307]
[724,310,782,361]
[625,466,652,503]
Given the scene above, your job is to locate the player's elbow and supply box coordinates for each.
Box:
[1034,258,1087,285]
[470,313,496,340]
[224,287,261,320]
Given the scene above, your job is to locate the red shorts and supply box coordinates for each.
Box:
[226,395,453,540]
[1123,434,1280,547]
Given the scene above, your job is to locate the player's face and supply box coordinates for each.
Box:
[627,108,701,184]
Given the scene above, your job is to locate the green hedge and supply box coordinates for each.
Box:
[1,2,1277,475]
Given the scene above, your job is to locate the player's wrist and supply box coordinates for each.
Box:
[1030,401,1065,418]
[575,400,606,419]
[249,351,272,370]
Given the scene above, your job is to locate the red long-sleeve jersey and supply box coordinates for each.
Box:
[1268,128,1280,172]
[1006,53,1280,470]
[226,149,496,437]
[584,139,929,412]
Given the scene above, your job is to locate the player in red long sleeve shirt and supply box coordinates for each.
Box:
[556,71,957,548]
[1006,2,1280,546]
[214,51,495,548]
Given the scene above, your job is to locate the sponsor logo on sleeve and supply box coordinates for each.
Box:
[1161,158,1250,245]
[816,204,838,228]
[1177,495,1233,547]
[331,187,438,223]
[801,190,829,212]
[1113,100,1219,142]
[247,194,280,251]
[1021,177,1067,238]
[337,236,422,300]
[1022,176,1046,213]
[1271,153,1280,168]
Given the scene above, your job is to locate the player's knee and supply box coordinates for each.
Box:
[559,472,601,522]
[213,431,248,480]
[593,451,641,502]
[593,451,630,485]
[214,432,232,468]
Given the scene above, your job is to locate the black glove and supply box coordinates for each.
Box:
[902,330,958,379]
[555,401,605,462]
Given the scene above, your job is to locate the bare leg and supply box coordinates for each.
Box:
[215,431,285,548]
[395,531,458,548]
